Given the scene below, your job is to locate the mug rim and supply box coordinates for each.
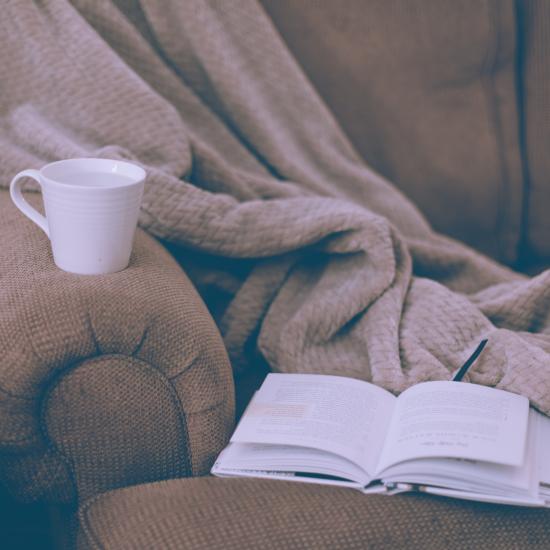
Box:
[40,158,146,190]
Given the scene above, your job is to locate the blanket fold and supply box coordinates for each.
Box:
[1,0,549,410]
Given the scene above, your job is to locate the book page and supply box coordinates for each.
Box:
[213,442,371,486]
[230,373,396,474]
[379,408,540,498]
[376,381,529,473]
[536,410,550,498]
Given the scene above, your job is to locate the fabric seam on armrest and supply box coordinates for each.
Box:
[38,353,193,503]
[79,492,108,550]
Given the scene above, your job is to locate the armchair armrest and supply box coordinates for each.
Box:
[0,189,235,505]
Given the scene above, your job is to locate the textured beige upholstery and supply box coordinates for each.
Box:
[518,0,550,260]
[260,0,550,270]
[0,189,235,504]
[78,477,550,549]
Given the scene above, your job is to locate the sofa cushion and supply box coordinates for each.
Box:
[260,0,525,265]
[78,477,550,549]
[517,0,550,262]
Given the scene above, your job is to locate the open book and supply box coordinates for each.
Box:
[212,373,550,507]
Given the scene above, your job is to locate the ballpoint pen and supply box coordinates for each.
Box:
[451,338,489,382]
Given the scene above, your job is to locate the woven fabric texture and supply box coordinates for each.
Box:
[0,2,549,409]
[0,189,234,503]
[78,477,550,549]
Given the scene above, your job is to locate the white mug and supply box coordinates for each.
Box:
[10,158,145,275]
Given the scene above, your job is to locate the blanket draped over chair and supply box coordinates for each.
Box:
[1,0,549,410]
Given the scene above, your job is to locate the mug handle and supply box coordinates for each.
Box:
[10,169,50,237]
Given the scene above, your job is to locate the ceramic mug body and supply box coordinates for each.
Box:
[10,158,145,275]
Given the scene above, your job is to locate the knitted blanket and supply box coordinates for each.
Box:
[1,1,549,410]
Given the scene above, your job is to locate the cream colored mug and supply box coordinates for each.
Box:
[10,158,145,275]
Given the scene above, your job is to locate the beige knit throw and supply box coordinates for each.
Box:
[1,1,549,410]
